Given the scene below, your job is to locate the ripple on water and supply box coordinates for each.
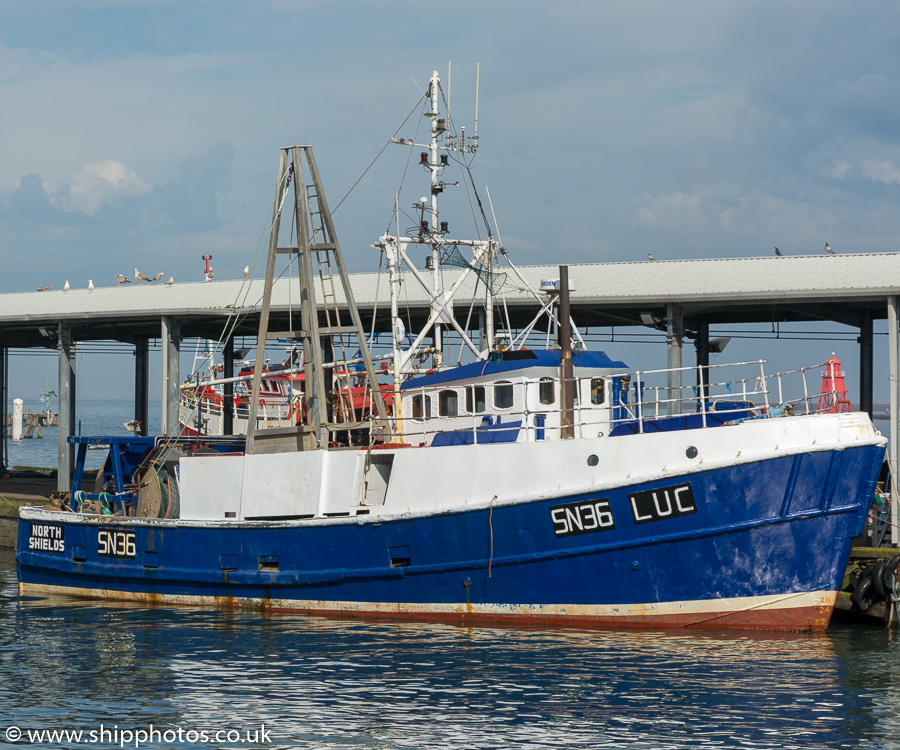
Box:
[3,550,900,749]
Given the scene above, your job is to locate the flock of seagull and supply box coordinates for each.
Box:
[647,243,838,262]
[114,268,172,285]
[38,265,252,292]
[40,243,842,290]
[37,268,172,292]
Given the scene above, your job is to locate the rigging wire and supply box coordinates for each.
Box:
[333,94,427,216]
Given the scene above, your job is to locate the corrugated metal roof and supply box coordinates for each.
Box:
[563,253,900,303]
[0,253,897,332]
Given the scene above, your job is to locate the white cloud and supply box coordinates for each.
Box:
[862,160,900,185]
[60,160,149,215]
[830,161,853,179]
[633,192,702,227]
[714,192,837,248]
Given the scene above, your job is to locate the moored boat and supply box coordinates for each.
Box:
[16,70,886,631]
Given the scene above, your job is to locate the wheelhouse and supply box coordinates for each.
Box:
[398,349,628,446]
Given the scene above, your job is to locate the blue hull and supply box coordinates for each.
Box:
[17,444,884,630]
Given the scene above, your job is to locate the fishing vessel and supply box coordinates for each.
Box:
[178,360,304,436]
[17,70,886,630]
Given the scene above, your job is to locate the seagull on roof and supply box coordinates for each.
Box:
[205,267,215,281]
[647,253,656,261]
[775,247,783,256]
[88,279,94,291]
[165,276,174,286]
[152,272,164,282]
[825,242,835,255]
[63,280,70,291]
[37,284,51,292]
[243,265,250,278]
[115,273,131,284]
[134,267,151,284]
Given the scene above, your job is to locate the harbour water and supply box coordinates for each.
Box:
[5,398,161,471]
[1,548,900,749]
[5,403,900,748]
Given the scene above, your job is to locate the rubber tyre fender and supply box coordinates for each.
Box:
[881,554,900,597]
[851,575,876,612]
[871,559,893,600]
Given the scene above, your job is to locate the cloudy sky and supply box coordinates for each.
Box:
[2,0,899,402]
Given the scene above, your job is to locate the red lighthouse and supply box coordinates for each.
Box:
[816,354,851,413]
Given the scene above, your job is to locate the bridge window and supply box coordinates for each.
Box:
[466,385,486,414]
[539,377,555,405]
[411,394,431,420]
[439,389,459,417]
[590,378,605,405]
[494,381,514,410]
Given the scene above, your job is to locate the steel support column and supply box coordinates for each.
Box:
[160,317,181,435]
[889,297,899,546]
[666,304,684,415]
[134,337,149,436]
[223,336,234,435]
[0,346,6,472]
[56,323,76,492]
[859,314,874,417]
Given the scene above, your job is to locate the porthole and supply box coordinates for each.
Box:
[685,446,698,459]
[587,454,599,467]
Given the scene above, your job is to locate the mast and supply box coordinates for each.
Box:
[558,266,575,439]
[380,67,492,378]
[247,145,388,455]
[428,71,443,368]
[389,196,403,435]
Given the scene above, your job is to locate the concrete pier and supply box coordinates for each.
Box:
[0,255,897,540]
[4,412,57,427]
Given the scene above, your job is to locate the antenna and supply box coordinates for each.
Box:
[447,60,451,117]
[474,61,480,142]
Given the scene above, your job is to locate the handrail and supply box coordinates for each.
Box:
[181,357,844,442]
[389,358,841,443]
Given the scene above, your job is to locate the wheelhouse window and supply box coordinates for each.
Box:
[539,377,556,405]
[590,378,605,405]
[411,394,431,420]
[466,385,486,414]
[494,381,514,410]
[439,389,459,417]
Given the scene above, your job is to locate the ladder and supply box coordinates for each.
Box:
[245,146,389,455]
[306,183,357,431]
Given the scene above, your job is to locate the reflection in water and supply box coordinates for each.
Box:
[3,549,900,749]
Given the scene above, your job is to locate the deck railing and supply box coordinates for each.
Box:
[392,358,842,443]
[180,357,843,443]
[180,391,293,426]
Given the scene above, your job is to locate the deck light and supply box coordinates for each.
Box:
[709,337,731,354]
